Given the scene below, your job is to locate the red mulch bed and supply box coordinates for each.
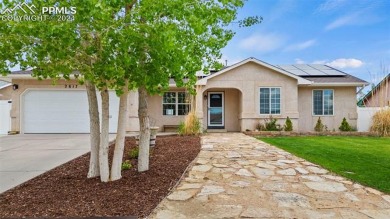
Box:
[0,135,201,218]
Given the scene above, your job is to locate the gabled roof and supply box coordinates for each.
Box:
[0,80,11,90]
[358,74,389,106]
[196,57,312,85]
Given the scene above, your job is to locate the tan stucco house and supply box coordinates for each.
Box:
[0,80,12,100]
[1,58,368,134]
[358,74,389,107]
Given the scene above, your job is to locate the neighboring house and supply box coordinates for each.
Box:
[357,74,389,107]
[0,57,368,134]
[0,80,12,100]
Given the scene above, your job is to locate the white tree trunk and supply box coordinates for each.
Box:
[85,80,100,178]
[138,86,150,172]
[110,81,129,181]
[99,88,110,182]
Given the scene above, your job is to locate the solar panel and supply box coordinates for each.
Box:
[321,69,346,76]
[293,64,314,70]
[276,64,347,76]
[302,69,326,76]
[287,69,309,76]
[277,65,298,70]
[308,64,331,70]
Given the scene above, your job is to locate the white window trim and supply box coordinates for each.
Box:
[312,89,334,116]
[259,87,281,115]
[162,91,191,116]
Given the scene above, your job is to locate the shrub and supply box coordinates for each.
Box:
[178,112,201,135]
[284,116,293,131]
[265,116,281,131]
[255,122,266,131]
[370,108,390,136]
[121,160,132,170]
[128,147,139,159]
[314,117,325,132]
[339,117,352,131]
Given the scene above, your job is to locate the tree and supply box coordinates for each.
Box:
[110,0,261,172]
[1,0,261,179]
[0,0,126,182]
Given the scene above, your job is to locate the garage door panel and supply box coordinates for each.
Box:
[23,90,118,133]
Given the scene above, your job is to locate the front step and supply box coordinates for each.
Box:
[207,129,227,133]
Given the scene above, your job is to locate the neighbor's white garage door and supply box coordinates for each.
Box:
[22,90,119,133]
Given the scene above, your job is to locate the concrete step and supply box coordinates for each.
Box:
[207,129,227,133]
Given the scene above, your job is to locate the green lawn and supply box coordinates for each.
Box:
[258,136,390,193]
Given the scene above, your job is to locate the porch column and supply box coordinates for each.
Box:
[195,85,204,132]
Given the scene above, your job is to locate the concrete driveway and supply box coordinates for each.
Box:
[0,134,116,193]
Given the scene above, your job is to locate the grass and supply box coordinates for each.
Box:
[258,136,390,193]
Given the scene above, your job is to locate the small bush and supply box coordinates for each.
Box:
[314,117,325,132]
[284,116,293,131]
[339,117,352,131]
[255,122,266,131]
[121,160,132,170]
[370,108,390,136]
[265,116,281,131]
[178,112,201,135]
[128,147,139,159]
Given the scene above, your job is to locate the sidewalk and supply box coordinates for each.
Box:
[150,133,390,219]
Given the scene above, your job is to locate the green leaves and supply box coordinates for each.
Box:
[1,0,260,96]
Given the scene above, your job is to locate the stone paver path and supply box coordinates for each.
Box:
[150,133,390,219]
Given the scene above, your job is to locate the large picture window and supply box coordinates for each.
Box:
[163,92,191,116]
[260,88,281,114]
[313,89,334,115]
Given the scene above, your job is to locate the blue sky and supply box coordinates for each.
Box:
[222,0,390,84]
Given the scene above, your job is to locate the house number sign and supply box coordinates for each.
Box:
[64,84,78,88]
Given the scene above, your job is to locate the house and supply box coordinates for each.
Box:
[357,74,389,107]
[0,57,368,134]
[0,80,12,100]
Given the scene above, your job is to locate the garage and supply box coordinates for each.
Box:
[22,90,119,133]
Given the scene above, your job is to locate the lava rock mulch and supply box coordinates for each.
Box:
[0,135,201,218]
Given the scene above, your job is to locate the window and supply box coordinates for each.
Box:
[260,88,280,114]
[163,92,191,116]
[313,89,333,115]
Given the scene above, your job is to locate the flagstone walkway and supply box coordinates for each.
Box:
[150,133,390,219]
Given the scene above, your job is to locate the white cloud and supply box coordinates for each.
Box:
[326,58,364,68]
[295,58,305,64]
[325,13,360,30]
[285,39,316,52]
[317,0,347,13]
[238,33,285,53]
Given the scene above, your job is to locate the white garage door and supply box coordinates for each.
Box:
[0,100,11,134]
[23,90,119,133]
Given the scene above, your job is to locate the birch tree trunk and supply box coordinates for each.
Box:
[110,81,129,181]
[99,88,110,182]
[86,80,100,178]
[138,86,150,172]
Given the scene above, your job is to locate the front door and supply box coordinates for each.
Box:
[208,92,224,128]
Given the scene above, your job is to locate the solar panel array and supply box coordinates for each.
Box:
[276,64,346,76]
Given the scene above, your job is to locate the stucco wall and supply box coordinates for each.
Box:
[200,62,300,131]
[298,86,358,132]
[0,86,12,100]
[147,88,188,132]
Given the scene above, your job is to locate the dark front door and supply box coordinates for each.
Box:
[207,92,224,129]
